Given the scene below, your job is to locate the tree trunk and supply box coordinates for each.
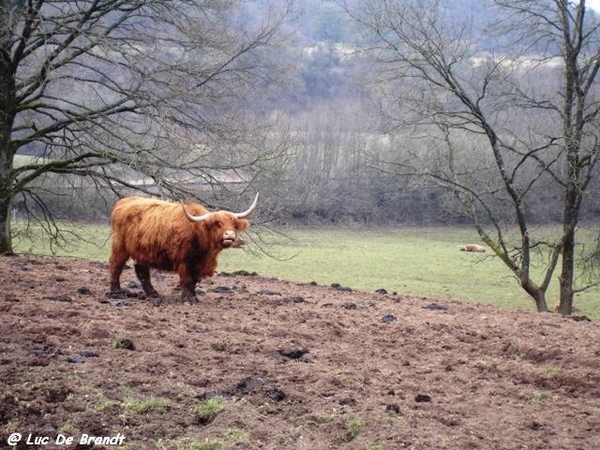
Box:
[558,193,578,315]
[521,277,549,313]
[0,27,17,254]
[0,119,14,254]
[0,195,12,254]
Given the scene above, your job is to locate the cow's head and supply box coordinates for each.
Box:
[181,193,258,249]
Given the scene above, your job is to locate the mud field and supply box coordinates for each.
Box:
[1,253,600,449]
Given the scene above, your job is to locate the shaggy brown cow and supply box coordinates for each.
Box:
[459,244,486,253]
[109,193,258,302]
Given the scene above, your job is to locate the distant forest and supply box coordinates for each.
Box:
[12,0,600,226]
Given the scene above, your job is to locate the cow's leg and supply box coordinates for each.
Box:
[177,264,198,303]
[109,249,128,293]
[134,264,159,297]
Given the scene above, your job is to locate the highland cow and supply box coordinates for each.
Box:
[109,193,258,302]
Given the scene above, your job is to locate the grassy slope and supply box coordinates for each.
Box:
[220,227,599,316]
[13,223,600,318]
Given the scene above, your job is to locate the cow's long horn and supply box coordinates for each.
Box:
[181,192,258,223]
[234,192,259,219]
[181,203,211,223]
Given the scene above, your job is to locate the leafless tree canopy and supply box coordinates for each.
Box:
[0,0,292,251]
[345,0,600,314]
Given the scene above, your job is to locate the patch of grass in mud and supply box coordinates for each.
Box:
[192,397,225,424]
[124,397,170,415]
[543,364,560,375]
[94,398,115,411]
[112,336,136,350]
[527,391,549,405]
[345,417,363,441]
[156,428,247,450]
[58,422,76,435]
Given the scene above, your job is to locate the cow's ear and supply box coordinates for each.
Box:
[236,219,249,231]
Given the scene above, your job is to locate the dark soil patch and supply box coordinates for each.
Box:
[1,254,600,449]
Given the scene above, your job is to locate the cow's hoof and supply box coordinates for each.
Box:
[149,296,164,307]
[106,289,130,299]
[181,295,198,304]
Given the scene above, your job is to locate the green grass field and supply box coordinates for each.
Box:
[12,222,600,319]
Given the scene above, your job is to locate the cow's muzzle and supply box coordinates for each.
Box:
[222,230,236,247]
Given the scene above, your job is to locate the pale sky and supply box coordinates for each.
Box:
[587,0,600,11]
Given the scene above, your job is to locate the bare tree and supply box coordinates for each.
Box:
[349,0,600,314]
[0,0,292,253]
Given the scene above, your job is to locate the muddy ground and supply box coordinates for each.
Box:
[1,253,599,450]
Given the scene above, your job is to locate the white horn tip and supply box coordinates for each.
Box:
[235,192,259,219]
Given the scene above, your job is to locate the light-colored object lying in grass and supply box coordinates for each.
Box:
[459,244,486,253]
